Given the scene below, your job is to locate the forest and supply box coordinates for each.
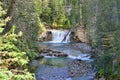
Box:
[0,0,120,80]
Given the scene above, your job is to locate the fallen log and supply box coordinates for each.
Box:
[62,24,80,42]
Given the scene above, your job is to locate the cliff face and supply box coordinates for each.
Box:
[70,27,87,43]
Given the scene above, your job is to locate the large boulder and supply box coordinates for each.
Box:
[71,27,88,43]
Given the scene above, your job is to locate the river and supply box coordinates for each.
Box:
[30,30,95,80]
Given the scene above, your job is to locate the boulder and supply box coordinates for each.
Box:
[70,27,88,43]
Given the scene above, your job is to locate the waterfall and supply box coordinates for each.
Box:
[50,30,70,43]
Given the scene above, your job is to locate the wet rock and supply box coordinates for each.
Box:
[46,31,52,41]
[35,55,44,60]
[70,43,92,53]
[47,53,68,57]
[42,48,53,53]
[67,59,91,77]
[40,48,68,57]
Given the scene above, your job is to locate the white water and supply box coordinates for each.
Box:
[36,30,94,80]
[49,30,70,43]
[42,29,92,61]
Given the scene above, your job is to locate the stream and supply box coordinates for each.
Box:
[30,30,95,80]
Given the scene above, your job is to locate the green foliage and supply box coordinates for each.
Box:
[38,20,46,33]
[0,2,6,17]
[0,2,35,80]
[0,2,9,27]
[0,68,35,80]
[84,0,120,80]
[4,0,41,59]
[34,0,72,29]
[0,26,35,80]
[34,0,42,15]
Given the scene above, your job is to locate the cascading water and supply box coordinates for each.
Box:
[49,30,70,43]
[34,29,94,80]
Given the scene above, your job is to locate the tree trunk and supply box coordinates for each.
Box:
[4,0,16,18]
[2,0,16,34]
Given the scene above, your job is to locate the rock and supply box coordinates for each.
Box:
[70,32,82,43]
[35,65,69,80]
[37,43,47,52]
[40,48,68,57]
[67,59,91,77]
[46,31,52,41]
[35,55,44,60]
[70,27,88,43]
[39,75,66,80]
[56,53,68,57]
[71,43,92,53]
[42,48,53,53]
[38,30,52,42]
[47,53,68,57]
[94,77,105,80]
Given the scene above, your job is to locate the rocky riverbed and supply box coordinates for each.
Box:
[29,43,95,80]
[31,59,94,80]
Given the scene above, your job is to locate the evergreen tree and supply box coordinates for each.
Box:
[0,2,35,80]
